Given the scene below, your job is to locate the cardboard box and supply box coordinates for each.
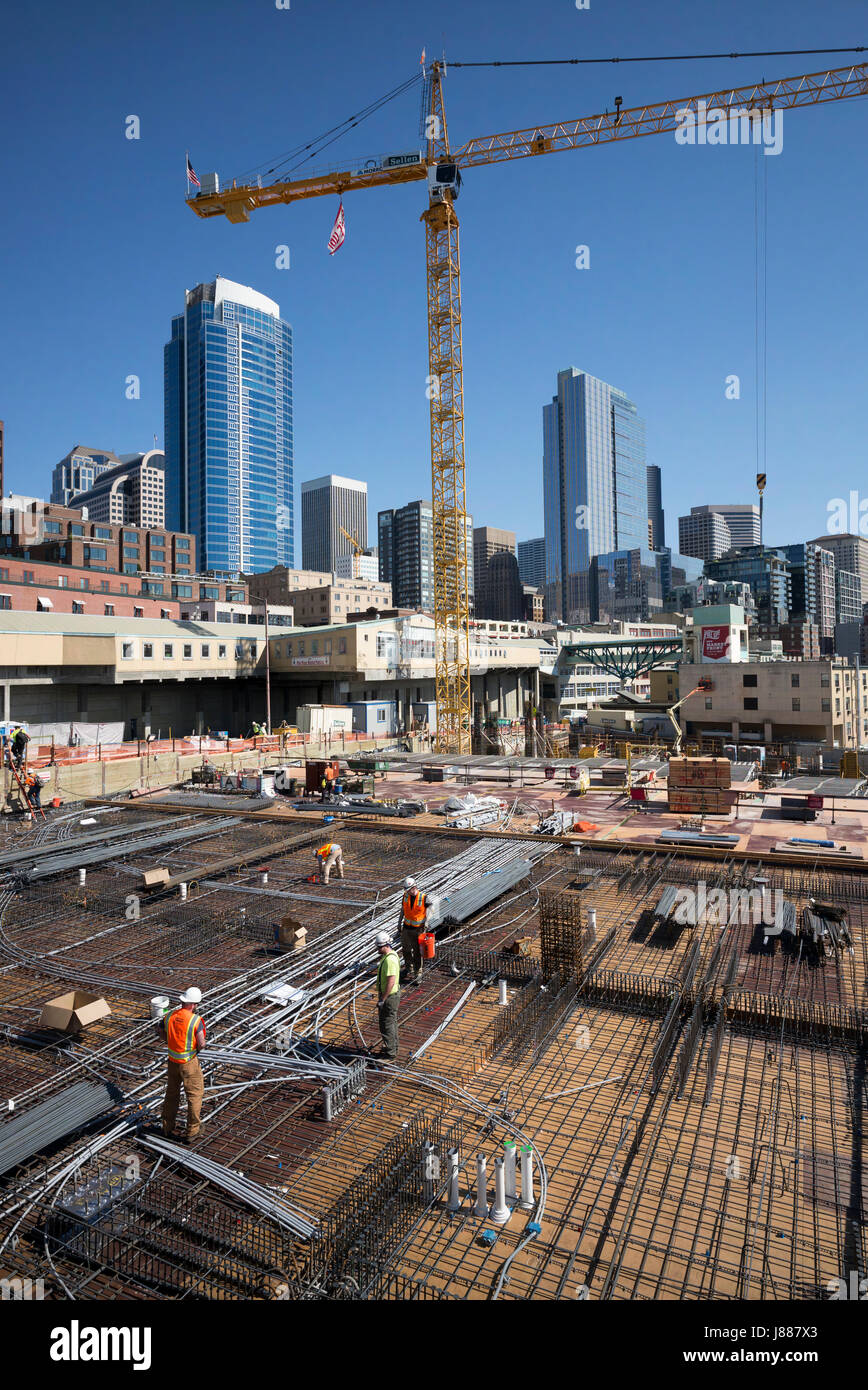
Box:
[142,867,171,891]
[39,991,111,1033]
[277,915,307,953]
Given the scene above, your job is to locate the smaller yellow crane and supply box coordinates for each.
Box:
[339,526,365,580]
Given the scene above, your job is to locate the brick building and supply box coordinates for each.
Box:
[0,499,196,577]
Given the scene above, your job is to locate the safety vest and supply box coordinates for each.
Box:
[377,950,400,998]
[317,843,333,858]
[166,1007,204,1063]
[402,889,427,927]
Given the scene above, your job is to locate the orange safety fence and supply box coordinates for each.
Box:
[19,729,408,771]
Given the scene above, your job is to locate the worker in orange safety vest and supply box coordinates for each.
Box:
[159,987,206,1145]
[314,841,344,884]
[398,876,428,985]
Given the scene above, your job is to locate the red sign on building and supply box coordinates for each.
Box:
[701,625,731,662]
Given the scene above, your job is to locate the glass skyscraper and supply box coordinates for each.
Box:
[543,368,648,622]
[164,277,293,574]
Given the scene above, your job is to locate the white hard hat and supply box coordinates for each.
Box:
[404,877,416,888]
[179,987,202,1004]
[375,931,391,947]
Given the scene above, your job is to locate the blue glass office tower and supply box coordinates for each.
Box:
[164,278,293,573]
[543,368,648,622]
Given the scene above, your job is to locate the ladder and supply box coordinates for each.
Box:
[3,741,46,821]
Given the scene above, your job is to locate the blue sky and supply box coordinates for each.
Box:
[1,0,865,559]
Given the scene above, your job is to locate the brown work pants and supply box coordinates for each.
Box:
[322,849,344,884]
[162,1058,204,1139]
[401,925,422,981]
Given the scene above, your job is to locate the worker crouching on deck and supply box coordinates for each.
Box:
[399,876,428,986]
[314,841,344,884]
[160,987,206,1145]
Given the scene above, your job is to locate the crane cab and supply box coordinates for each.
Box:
[428,163,462,202]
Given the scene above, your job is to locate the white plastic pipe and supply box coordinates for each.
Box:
[180,882,188,901]
[586,907,597,943]
[261,871,269,886]
[503,1139,517,1200]
[422,1140,437,1204]
[78,868,86,886]
[520,1144,535,1210]
[474,1152,489,1218]
[498,978,508,1007]
[446,1148,461,1212]
[491,1156,510,1225]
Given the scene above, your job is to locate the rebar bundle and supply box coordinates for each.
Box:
[139,1135,319,1239]
[0,1081,120,1177]
[434,859,534,926]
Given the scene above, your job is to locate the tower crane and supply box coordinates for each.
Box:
[338,525,365,580]
[188,60,868,753]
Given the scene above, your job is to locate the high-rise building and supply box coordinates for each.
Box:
[810,533,868,596]
[835,568,863,625]
[590,548,679,623]
[646,465,665,549]
[481,550,524,621]
[543,368,648,623]
[780,542,836,647]
[686,503,760,549]
[378,500,473,612]
[301,475,367,573]
[705,546,791,626]
[67,451,166,530]
[473,526,515,616]
[164,277,293,574]
[517,537,545,589]
[678,509,732,563]
[51,446,122,507]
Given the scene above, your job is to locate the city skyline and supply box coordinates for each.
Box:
[2,0,865,551]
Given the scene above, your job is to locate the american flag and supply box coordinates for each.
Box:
[186,155,200,188]
[327,201,346,255]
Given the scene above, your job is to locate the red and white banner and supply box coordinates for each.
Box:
[701,625,731,662]
[327,201,346,255]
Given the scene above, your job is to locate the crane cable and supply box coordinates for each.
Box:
[754,139,769,520]
[232,69,423,188]
[450,46,867,67]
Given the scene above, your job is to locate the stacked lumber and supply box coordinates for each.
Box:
[667,757,738,815]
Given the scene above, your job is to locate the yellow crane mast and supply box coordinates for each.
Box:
[188,60,868,752]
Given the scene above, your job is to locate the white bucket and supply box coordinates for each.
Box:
[150,995,170,1020]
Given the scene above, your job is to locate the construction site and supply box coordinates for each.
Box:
[2,30,866,1326]
[0,758,865,1304]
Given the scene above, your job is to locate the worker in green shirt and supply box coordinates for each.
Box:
[374,931,400,1060]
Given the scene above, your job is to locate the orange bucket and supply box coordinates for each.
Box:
[418,931,436,961]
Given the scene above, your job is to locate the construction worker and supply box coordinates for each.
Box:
[159,987,206,1145]
[10,726,28,768]
[23,771,42,812]
[375,931,400,1059]
[314,841,344,884]
[399,876,428,985]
